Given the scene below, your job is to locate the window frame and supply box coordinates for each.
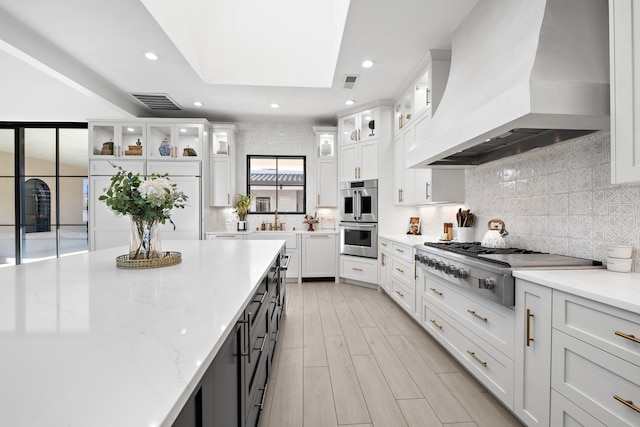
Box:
[246,154,306,215]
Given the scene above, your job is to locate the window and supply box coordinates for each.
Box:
[247,155,306,214]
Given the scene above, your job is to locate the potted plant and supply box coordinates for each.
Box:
[233,193,253,231]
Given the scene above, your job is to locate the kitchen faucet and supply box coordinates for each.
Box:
[274,210,279,230]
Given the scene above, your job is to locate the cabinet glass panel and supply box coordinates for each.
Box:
[414,70,430,116]
[25,128,56,176]
[147,124,173,159]
[176,124,201,158]
[358,110,377,140]
[318,132,336,157]
[403,92,413,124]
[119,124,145,158]
[212,129,230,156]
[394,102,403,133]
[340,115,357,145]
[90,123,115,156]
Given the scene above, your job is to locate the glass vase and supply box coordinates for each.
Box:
[130,217,162,259]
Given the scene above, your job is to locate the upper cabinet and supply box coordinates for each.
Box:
[394,50,451,137]
[339,108,379,145]
[209,123,237,207]
[314,126,338,207]
[89,119,208,161]
[315,126,337,158]
[610,0,640,184]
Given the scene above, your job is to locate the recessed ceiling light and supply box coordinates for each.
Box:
[144,52,159,61]
[362,60,374,68]
[345,100,355,106]
[193,101,203,107]
[270,103,280,109]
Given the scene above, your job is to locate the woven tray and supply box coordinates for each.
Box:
[116,251,181,269]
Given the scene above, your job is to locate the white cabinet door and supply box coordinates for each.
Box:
[339,144,359,182]
[610,0,640,184]
[514,279,552,427]
[157,176,201,240]
[317,159,337,207]
[89,176,130,251]
[210,158,232,206]
[302,234,337,277]
[359,140,378,181]
[393,127,415,205]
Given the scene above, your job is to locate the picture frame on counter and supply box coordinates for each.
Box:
[407,216,421,235]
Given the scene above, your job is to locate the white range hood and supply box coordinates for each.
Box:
[408,0,610,167]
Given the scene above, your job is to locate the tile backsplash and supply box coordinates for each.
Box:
[420,131,639,271]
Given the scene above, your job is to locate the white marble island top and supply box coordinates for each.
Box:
[0,239,284,427]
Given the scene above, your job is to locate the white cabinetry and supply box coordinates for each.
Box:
[389,241,417,318]
[340,255,378,284]
[209,124,237,207]
[301,233,337,278]
[205,232,246,240]
[248,233,300,282]
[393,127,415,205]
[551,290,640,426]
[338,107,381,182]
[610,0,640,184]
[378,238,392,293]
[314,126,337,207]
[514,279,552,427]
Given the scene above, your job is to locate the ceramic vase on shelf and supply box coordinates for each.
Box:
[130,217,162,259]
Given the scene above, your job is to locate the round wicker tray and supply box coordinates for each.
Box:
[116,251,182,269]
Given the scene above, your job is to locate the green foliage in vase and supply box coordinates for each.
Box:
[233,193,253,221]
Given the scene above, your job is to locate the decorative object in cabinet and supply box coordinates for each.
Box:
[209,123,237,207]
[314,126,338,207]
[314,125,336,157]
[610,0,640,184]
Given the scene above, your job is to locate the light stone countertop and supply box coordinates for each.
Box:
[379,233,441,246]
[0,239,284,427]
[514,269,640,313]
[206,229,339,235]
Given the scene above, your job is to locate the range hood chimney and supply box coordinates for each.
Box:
[408,0,609,167]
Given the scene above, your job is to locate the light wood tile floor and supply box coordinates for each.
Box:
[260,281,523,427]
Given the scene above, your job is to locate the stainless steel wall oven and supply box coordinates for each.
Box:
[339,180,378,259]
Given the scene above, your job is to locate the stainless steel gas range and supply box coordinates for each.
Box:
[415,242,603,307]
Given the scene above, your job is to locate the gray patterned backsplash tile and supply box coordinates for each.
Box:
[419,131,639,272]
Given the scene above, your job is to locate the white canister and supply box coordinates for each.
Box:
[456,227,475,243]
[606,257,633,273]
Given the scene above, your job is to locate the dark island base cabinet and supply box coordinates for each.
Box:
[172,250,285,427]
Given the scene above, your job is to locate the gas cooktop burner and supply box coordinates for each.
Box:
[423,241,542,257]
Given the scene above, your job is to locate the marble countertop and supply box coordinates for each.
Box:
[379,233,440,246]
[206,229,339,235]
[514,269,640,313]
[0,239,284,427]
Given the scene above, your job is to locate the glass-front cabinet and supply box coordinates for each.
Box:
[147,123,203,160]
[211,125,234,157]
[314,126,336,158]
[414,69,431,118]
[339,108,379,145]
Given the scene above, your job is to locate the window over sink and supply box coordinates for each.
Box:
[247,155,306,214]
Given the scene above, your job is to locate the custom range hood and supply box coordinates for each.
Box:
[408,0,610,167]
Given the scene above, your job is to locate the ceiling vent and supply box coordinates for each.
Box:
[343,74,359,89]
[131,93,181,110]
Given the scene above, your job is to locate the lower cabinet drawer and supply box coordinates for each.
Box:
[423,275,515,359]
[391,276,414,314]
[390,257,414,283]
[552,329,640,426]
[550,389,606,427]
[246,355,269,427]
[340,256,378,283]
[423,299,514,408]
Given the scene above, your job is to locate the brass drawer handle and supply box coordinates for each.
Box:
[430,287,443,296]
[395,290,405,298]
[467,350,487,367]
[381,242,388,247]
[614,395,640,413]
[526,308,534,346]
[395,267,404,273]
[352,267,363,271]
[615,331,640,344]
[395,248,405,253]
[430,319,443,330]
[467,309,488,323]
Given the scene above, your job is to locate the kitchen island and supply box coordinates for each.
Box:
[0,239,285,427]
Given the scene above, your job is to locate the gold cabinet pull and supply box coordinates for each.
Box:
[425,182,430,200]
[317,194,320,205]
[381,242,388,247]
[395,248,404,253]
[357,129,360,141]
[526,308,534,347]
[430,319,443,330]
[467,309,488,323]
[467,350,487,367]
[614,395,640,413]
[615,331,640,344]
[354,166,358,179]
[358,166,361,179]
[426,88,430,106]
[352,267,363,272]
[395,290,405,298]
[227,193,230,204]
[380,253,385,266]
[414,263,417,281]
[395,267,404,273]
[430,287,443,296]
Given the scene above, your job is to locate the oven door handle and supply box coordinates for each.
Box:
[355,190,361,220]
[340,223,377,228]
